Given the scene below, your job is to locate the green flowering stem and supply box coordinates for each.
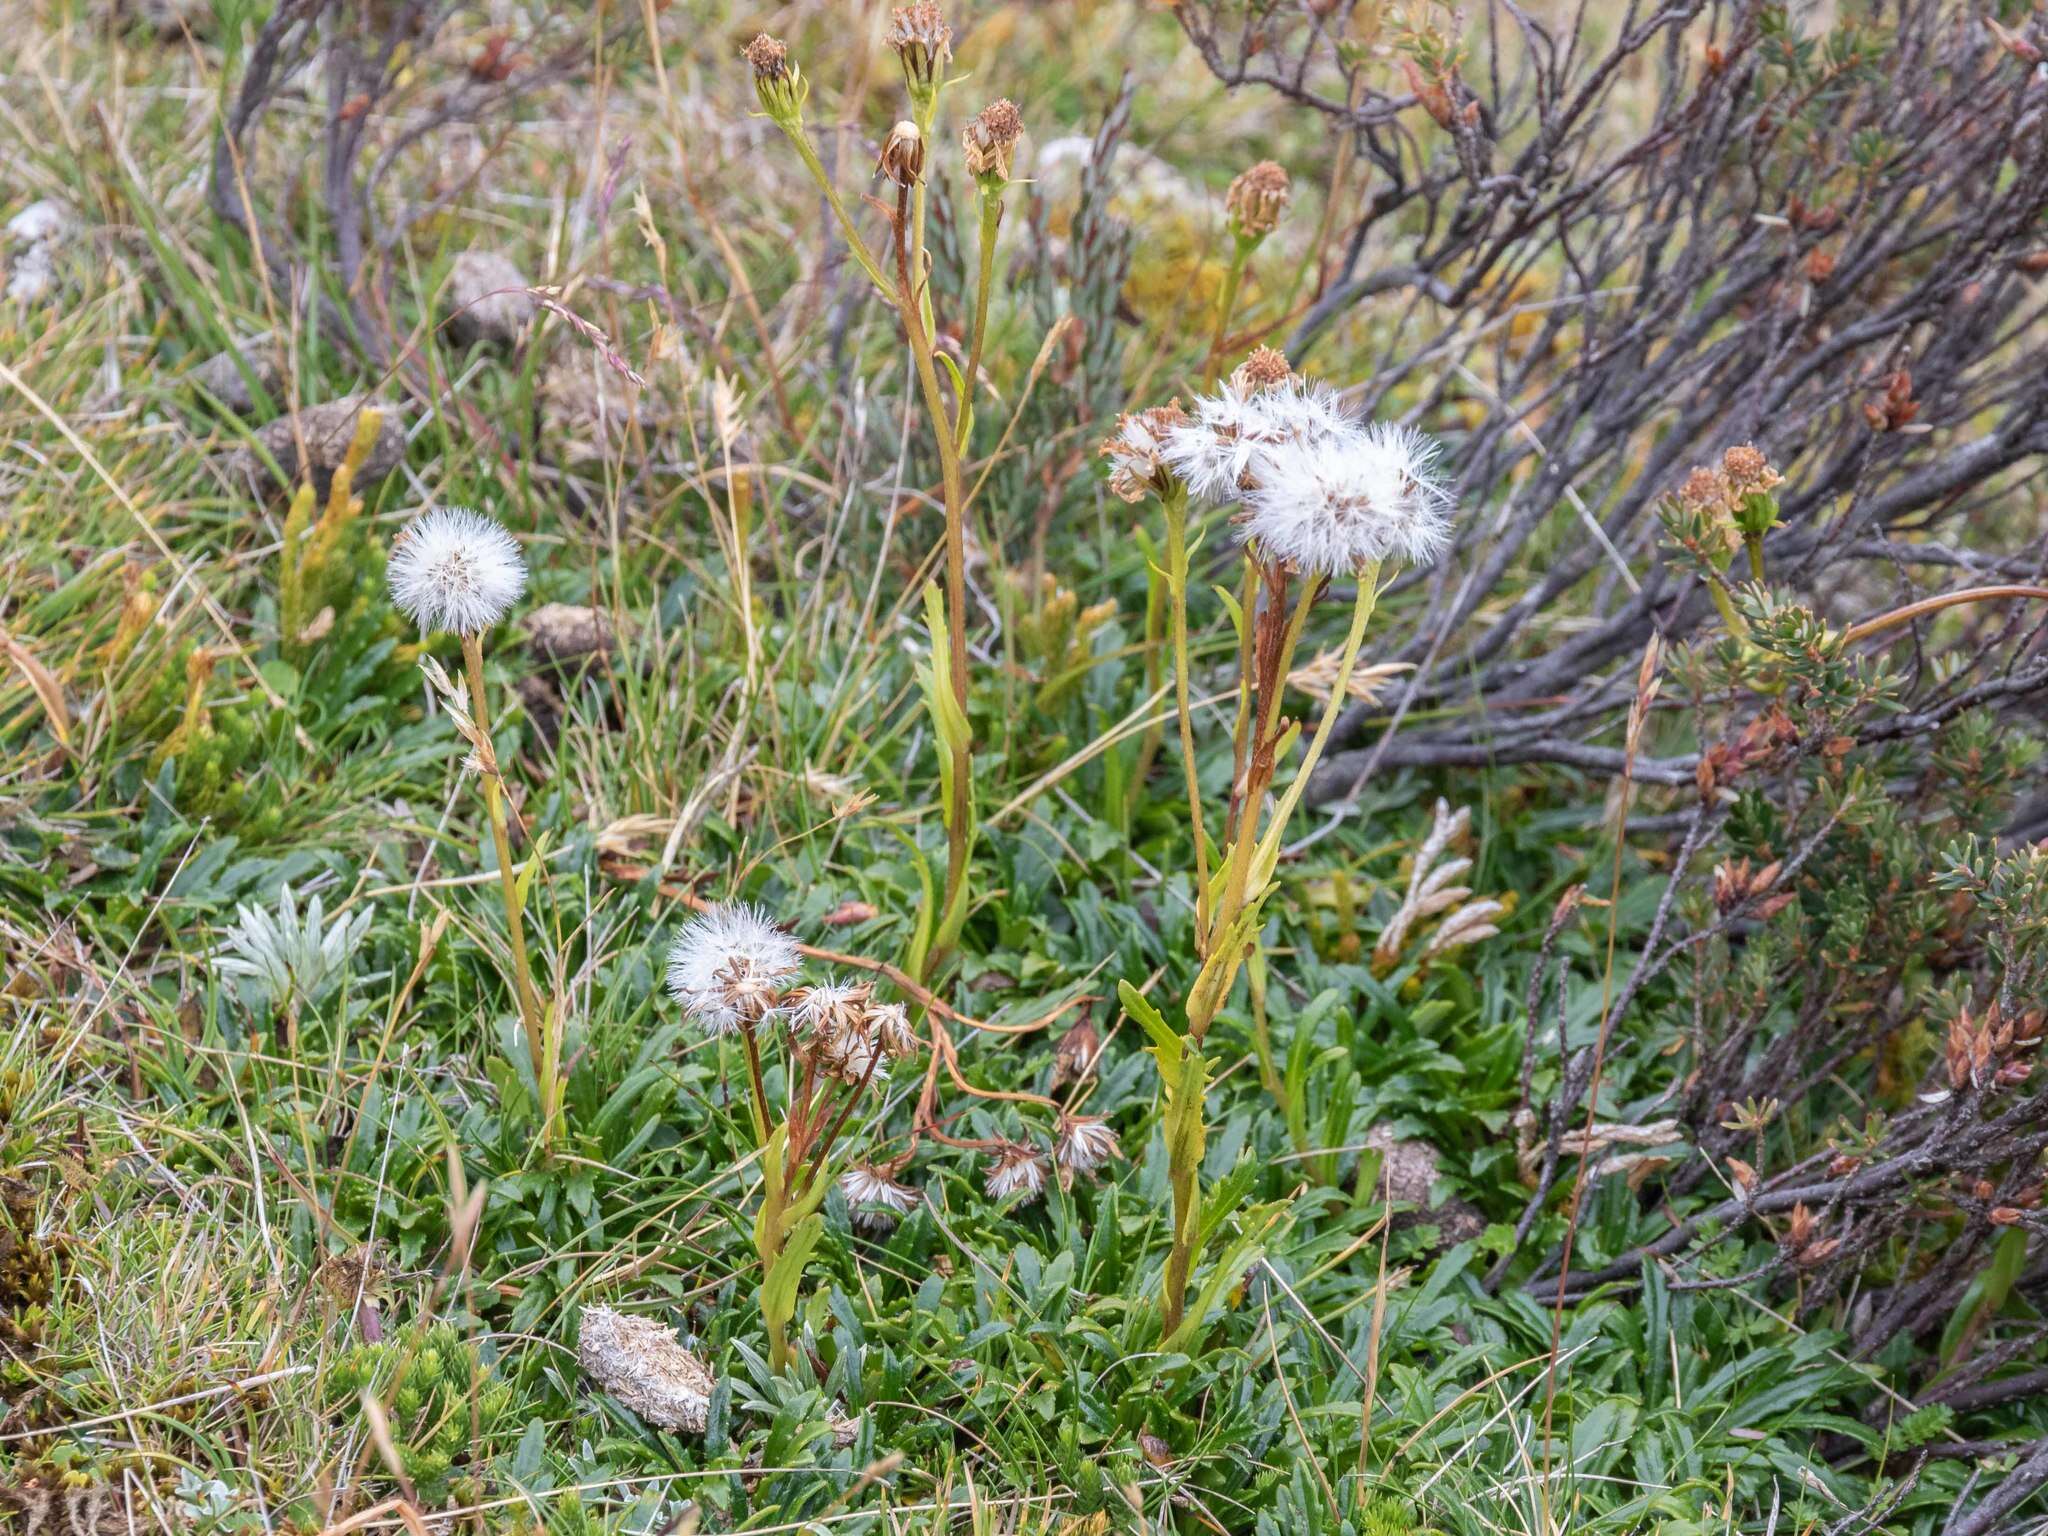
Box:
[1149,568,1381,1337]
[895,190,976,980]
[955,187,1003,456]
[774,120,894,300]
[461,632,556,1144]
[1160,482,1213,933]
[1202,230,1259,390]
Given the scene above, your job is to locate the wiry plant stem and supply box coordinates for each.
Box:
[461,633,556,1142]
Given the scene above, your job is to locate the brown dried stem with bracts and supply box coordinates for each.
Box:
[1176,1,2048,809]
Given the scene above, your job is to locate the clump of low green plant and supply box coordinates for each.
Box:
[328,1321,520,1506]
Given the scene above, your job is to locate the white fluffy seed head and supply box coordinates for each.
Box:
[839,1163,919,1233]
[387,506,527,635]
[1055,1114,1121,1178]
[1161,376,1352,502]
[664,903,802,1034]
[984,1140,1047,1204]
[1238,421,1451,576]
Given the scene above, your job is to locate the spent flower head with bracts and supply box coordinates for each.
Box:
[1225,160,1291,242]
[386,507,526,636]
[743,33,806,125]
[962,97,1023,187]
[839,1163,921,1234]
[984,1139,1047,1204]
[791,979,888,1085]
[885,2,952,97]
[1239,420,1451,576]
[1100,402,1188,503]
[665,903,803,1035]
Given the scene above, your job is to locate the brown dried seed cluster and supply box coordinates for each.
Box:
[742,33,788,81]
[1720,442,1782,495]
[1226,160,1291,238]
[962,97,1024,181]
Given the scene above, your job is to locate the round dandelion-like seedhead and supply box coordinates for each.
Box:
[1099,401,1187,503]
[962,98,1023,184]
[1161,373,1351,503]
[1225,160,1291,240]
[386,507,526,636]
[984,1139,1047,1204]
[1054,1114,1121,1181]
[1238,421,1452,577]
[840,1163,920,1234]
[665,903,802,1034]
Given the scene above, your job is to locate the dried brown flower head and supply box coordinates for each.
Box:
[743,33,806,124]
[1229,345,1294,394]
[886,3,952,89]
[1050,1016,1099,1088]
[742,33,788,81]
[1720,443,1782,495]
[962,97,1024,183]
[877,120,926,187]
[1226,160,1291,240]
[1099,401,1187,502]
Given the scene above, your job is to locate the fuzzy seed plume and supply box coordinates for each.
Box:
[1055,1114,1121,1180]
[664,902,802,1034]
[839,1163,920,1233]
[386,506,526,635]
[1160,374,1351,502]
[1239,420,1451,576]
[984,1139,1047,1203]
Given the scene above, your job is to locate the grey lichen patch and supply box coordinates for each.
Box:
[576,1305,714,1432]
